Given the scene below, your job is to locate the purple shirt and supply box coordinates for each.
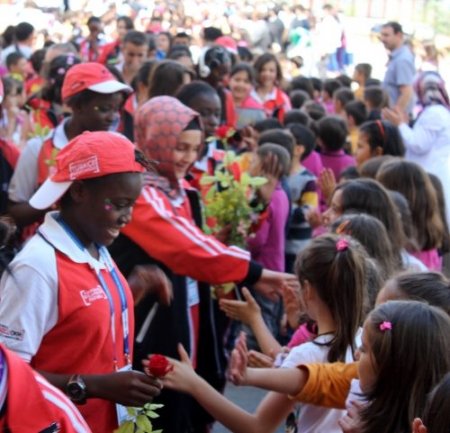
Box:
[247,183,289,272]
[319,150,356,180]
[303,150,324,178]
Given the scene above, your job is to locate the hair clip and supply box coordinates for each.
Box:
[335,220,350,235]
[379,321,392,332]
[57,67,66,75]
[104,198,113,211]
[336,238,349,252]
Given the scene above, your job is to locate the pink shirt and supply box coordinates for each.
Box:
[247,183,289,271]
[411,249,442,271]
[319,150,356,180]
[303,150,324,178]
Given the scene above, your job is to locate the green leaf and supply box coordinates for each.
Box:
[114,421,134,433]
[136,414,152,432]
[199,175,216,185]
[149,403,164,410]
[145,410,160,419]
[248,177,268,187]
[126,407,137,417]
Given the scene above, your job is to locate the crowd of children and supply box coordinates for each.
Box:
[0,12,449,433]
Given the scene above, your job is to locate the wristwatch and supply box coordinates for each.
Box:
[66,374,87,404]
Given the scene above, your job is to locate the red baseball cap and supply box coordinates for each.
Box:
[29,131,144,210]
[61,62,132,101]
[215,36,238,55]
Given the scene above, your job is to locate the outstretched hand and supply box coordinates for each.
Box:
[282,284,302,329]
[248,350,274,368]
[128,264,173,306]
[92,370,162,407]
[318,168,336,202]
[228,332,249,385]
[219,287,261,325]
[156,344,199,394]
[254,269,299,302]
[338,401,364,433]
[257,152,283,205]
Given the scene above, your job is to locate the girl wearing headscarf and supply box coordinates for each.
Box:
[110,96,296,433]
[383,71,450,226]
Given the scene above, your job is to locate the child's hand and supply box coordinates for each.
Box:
[412,418,428,433]
[382,107,408,126]
[254,269,300,301]
[305,207,322,229]
[219,287,261,325]
[257,152,283,205]
[155,344,198,394]
[318,168,336,202]
[239,125,258,152]
[128,264,173,306]
[282,285,302,329]
[338,401,364,433]
[228,332,249,385]
[248,350,274,368]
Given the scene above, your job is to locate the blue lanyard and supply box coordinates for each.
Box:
[0,349,7,413]
[55,215,130,369]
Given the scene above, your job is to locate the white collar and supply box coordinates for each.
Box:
[38,211,107,272]
[250,88,277,104]
[53,118,70,150]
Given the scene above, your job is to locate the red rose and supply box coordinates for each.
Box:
[215,125,233,139]
[148,354,173,377]
[228,161,241,182]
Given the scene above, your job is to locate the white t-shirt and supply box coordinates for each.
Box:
[282,331,362,433]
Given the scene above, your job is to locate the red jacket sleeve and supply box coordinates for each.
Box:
[0,139,20,168]
[122,186,261,285]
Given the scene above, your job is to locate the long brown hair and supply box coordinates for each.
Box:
[361,301,450,433]
[295,234,366,362]
[377,160,445,250]
[422,373,450,433]
[334,179,404,268]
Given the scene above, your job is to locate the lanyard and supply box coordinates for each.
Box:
[55,216,130,369]
[0,350,7,413]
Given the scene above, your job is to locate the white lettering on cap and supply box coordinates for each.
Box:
[68,155,100,180]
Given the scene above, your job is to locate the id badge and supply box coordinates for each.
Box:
[115,364,134,425]
[187,278,199,308]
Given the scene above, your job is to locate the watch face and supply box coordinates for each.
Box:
[67,382,84,399]
[67,377,86,403]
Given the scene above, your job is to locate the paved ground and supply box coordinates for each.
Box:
[212,383,284,433]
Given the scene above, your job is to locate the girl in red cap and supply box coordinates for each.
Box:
[110,96,298,433]
[0,131,161,433]
[8,62,131,230]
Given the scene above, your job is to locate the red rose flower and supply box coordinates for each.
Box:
[228,161,241,182]
[215,125,233,139]
[148,354,173,377]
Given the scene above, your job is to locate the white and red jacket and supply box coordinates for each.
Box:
[0,212,134,433]
[121,182,262,285]
[0,345,91,433]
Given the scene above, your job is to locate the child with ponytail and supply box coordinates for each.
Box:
[158,233,367,433]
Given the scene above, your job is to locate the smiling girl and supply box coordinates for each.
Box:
[228,63,266,129]
[251,53,291,122]
[0,132,161,433]
[111,96,297,433]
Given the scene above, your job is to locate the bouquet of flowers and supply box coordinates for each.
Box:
[200,151,267,249]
